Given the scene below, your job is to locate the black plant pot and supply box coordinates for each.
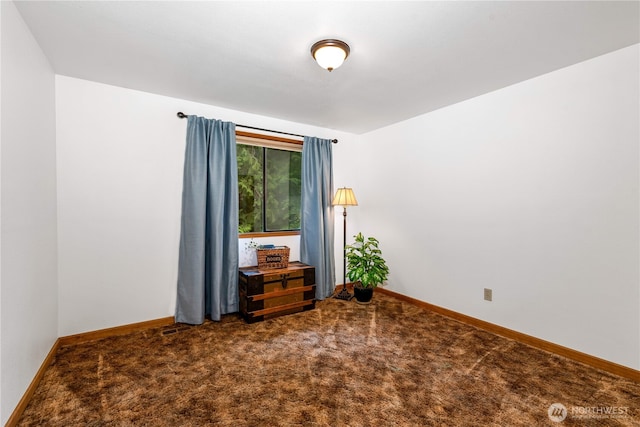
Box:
[353,284,374,305]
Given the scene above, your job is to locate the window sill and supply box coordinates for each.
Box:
[240,230,300,238]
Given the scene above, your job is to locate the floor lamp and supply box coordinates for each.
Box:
[332,187,358,300]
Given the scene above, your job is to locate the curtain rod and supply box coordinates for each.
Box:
[176,112,338,144]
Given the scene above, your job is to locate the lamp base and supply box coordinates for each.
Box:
[334,286,353,301]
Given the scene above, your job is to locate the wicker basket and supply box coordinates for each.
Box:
[256,246,290,270]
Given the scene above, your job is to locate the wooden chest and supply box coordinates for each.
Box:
[238,262,316,323]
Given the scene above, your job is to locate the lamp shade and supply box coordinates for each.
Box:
[332,187,358,207]
[311,39,350,72]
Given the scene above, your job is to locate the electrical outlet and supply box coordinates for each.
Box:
[484,288,492,301]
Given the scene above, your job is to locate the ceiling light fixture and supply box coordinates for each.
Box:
[311,39,350,72]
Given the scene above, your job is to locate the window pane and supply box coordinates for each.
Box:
[237,144,263,233]
[265,148,301,231]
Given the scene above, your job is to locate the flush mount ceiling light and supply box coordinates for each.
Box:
[311,39,350,72]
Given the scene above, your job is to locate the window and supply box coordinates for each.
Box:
[237,133,302,235]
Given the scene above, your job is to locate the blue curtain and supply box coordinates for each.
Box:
[176,116,239,324]
[300,136,335,299]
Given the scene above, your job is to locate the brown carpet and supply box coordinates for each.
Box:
[18,293,639,426]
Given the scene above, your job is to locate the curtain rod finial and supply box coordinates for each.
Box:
[177,112,187,119]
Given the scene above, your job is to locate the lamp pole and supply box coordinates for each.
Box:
[334,206,352,300]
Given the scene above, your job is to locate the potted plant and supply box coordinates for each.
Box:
[345,232,390,304]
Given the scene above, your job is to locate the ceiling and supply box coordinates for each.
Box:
[15,1,640,134]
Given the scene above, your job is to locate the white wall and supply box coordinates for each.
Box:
[55,76,353,336]
[341,45,639,370]
[0,1,59,424]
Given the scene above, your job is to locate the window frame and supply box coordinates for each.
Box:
[236,130,303,238]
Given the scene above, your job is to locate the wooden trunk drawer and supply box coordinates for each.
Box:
[239,261,316,323]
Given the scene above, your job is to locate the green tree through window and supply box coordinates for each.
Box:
[237,143,301,234]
